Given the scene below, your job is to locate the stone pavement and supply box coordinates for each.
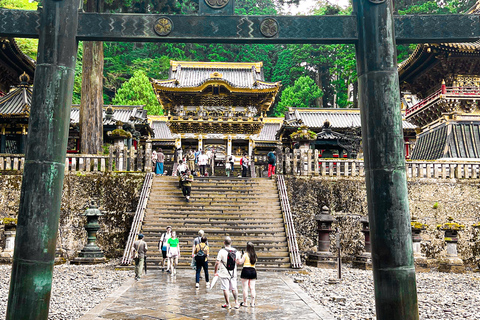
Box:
[79,269,334,320]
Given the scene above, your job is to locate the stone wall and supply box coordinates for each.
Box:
[0,172,145,259]
[284,176,480,267]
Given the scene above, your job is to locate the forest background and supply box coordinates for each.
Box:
[2,0,477,117]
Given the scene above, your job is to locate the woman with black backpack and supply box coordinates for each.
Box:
[194,236,210,289]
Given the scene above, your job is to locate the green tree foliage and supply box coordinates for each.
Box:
[112,70,163,115]
[276,76,323,116]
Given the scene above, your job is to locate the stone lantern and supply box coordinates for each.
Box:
[353,216,372,270]
[472,222,480,271]
[71,202,106,264]
[290,125,317,175]
[0,217,17,260]
[437,217,465,273]
[307,206,336,268]
[411,217,428,271]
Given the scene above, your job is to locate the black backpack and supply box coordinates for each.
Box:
[225,249,236,271]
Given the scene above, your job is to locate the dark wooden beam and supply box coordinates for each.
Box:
[1,9,479,44]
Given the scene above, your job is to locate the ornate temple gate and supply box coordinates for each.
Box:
[1,0,480,319]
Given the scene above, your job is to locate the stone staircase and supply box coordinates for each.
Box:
[141,176,291,270]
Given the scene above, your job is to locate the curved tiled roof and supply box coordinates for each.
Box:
[0,86,32,117]
[153,60,280,91]
[285,108,417,130]
[70,105,148,125]
[151,121,174,140]
[255,123,281,141]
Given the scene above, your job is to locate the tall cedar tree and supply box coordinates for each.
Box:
[80,0,104,154]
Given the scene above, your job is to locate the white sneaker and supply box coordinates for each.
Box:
[206,282,210,289]
[195,283,199,288]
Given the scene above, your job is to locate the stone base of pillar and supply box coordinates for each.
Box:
[438,257,465,273]
[352,253,372,270]
[70,257,107,264]
[306,251,337,269]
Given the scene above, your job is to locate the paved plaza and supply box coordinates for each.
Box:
[79,269,334,320]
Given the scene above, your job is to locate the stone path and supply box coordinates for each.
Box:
[79,269,334,320]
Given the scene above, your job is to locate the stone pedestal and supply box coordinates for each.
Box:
[307,251,337,269]
[437,217,465,273]
[353,216,372,270]
[352,253,372,270]
[438,256,465,273]
[0,229,16,259]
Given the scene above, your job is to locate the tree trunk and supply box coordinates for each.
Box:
[80,0,104,154]
[353,81,358,108]
[315,71,323,108]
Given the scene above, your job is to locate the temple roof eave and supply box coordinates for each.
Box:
[152,78,280,94]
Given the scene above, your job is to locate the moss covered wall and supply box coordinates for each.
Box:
[284,176,480,267]
[0,172,145,259]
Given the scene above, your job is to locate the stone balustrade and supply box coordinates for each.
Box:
[278,148,480,179]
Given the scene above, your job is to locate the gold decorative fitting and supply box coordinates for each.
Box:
[19,72,30,84]
[210,72,223,79]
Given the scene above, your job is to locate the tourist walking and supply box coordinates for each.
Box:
[198,150,208,176]
[194,236,210,289]
[177,159,188,188]
[267,150,276,178]
[167,231,180,275]
[214,236,241,309]
[155,148,165,175]
[182,169,194,202]
[158,226,172,272]
[187,149,195,173]
[237,242,257,307]
[152,149,157,172]
[240,153,249,177]
[228,155,235,176]
[192,230,208,256]
[225,159,232,177]
[132,234,147,281]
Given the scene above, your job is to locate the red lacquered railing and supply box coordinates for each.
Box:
[406,86,480,117]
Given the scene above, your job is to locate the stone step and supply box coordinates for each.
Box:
[141,229,286,236]
[140,234,288,243]
[145,251,290,259]
[146,206,282,212]
[147,217,284,223]
[149,192,279,199]
[145,256,291,266]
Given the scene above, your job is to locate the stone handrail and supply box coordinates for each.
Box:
[277,174,302,269]
[121,172,154,266]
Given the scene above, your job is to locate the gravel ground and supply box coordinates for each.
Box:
[0,261,133,319]
[286,266,480,320]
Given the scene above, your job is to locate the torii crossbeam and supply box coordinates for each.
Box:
[3,0,477,319]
